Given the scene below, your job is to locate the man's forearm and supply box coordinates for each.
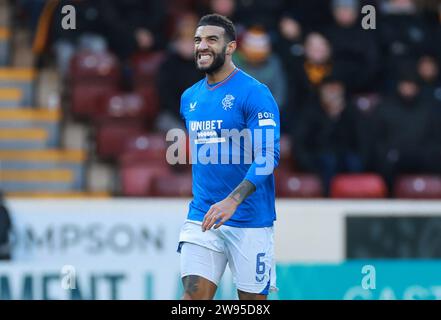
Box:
[228,179,256,205]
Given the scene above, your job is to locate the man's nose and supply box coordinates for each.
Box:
[198,39,209,50]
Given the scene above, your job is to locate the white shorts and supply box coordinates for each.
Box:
[178,220,277,295]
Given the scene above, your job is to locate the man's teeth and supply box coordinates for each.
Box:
[199,54,212,61]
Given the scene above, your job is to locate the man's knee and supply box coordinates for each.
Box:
[237,289,267,300]
[182,275,217,300]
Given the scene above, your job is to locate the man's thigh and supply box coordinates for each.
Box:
[180,242,228,299]
[222,226,276,297]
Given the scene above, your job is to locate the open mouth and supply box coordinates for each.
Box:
[198,52,213,63]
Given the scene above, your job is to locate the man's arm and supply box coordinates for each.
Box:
[228,179,256,204]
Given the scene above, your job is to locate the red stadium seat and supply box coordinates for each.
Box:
[131,51,166,85]
[394,175,441,199]
[69,51,121,118]
[71,83,119,118]
[69,51,120,81]
[330,174,388,198]
[124,132,167,152]
[152,172,192,197]
[134,84,160,127]
[95,120,145,160]
[278,134,295,171]
[120,132,169,165]
[275,170,323,198]
[120,162,171,196]
[95,91,155,121]
[129,52,164,127]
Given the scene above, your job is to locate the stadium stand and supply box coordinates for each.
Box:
[131,51,166,86]
[330,174,388,199]
[1,0,440,200]
[394,175,441,199]
[151,172,193,197]
[0,107,61,146]
[0,87,22,108]
[0,27,10,66]
[278,134,296,171]
[120,162,171,196]
[0,68,36,106]
[0,1,93,198]
[122,132,169,164]
[95,91,150,121]
[69,51,120,119]
[95,119,145,160]
[275,170,324,198]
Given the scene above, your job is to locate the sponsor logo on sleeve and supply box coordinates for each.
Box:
[257,112,276,127]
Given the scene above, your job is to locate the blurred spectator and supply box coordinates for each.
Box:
[50,0,108,77]
[156,13,202,132]
[274,15,304,76]
[292,78,363,195]
[352,92,383,172]
[282,0,334,33]
[234,0,285,36]
[198,0,245,38]
[17,0,47,32]
[379,0,433,92]
[373,68,434,190]
[327,0,380,92]
[416,54,441,175]
[273,15,304,132]
[288,32,335,115]
[417,54,441,106]
[199,0,237,20]
[434,4,441,58]
[100,0,166,61]
[0,192,12,260]
[234,27,288,112]
[424,94,441,174]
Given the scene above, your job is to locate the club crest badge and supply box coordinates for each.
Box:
[221,94,235,111]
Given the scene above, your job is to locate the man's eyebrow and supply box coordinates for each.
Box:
[194,34,220,39]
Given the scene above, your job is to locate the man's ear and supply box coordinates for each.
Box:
[226,41,237,56]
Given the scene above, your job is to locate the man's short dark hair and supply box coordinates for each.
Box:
[197,14,236,42]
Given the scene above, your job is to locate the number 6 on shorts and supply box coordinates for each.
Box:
[256,253,265,275]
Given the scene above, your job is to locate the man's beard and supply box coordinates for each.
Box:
[195,46,227,74]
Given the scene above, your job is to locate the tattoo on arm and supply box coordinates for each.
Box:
[182,275,201,295]
[228,180,256,205]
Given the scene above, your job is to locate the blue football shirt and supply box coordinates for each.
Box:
[180,68,280,228]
